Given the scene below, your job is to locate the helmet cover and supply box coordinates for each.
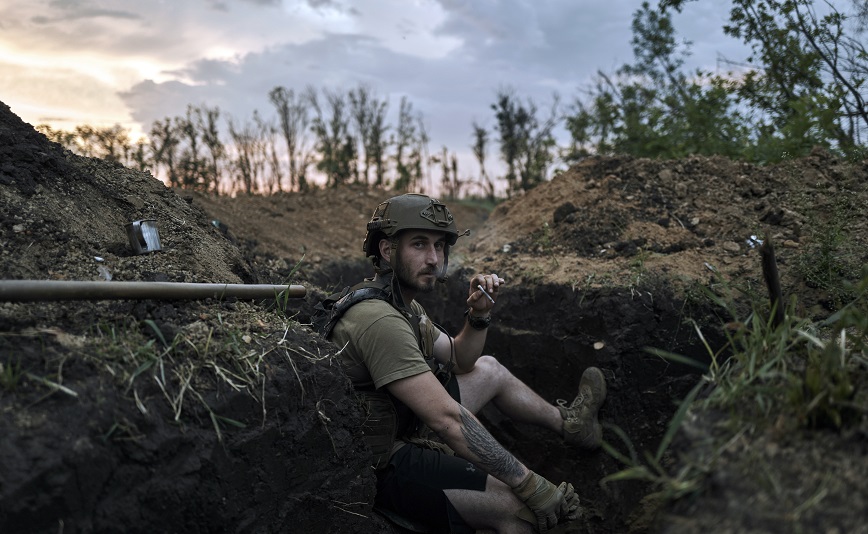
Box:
[363,194,459,260]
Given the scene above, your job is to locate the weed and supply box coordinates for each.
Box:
[272,255,306,317]
[697,270,866,430]
[794,188,863,308]
[83,310,290,441]
[533,221,554,255]
[628,247,652,289]
[0,358,23,391]
[601,382,706,503]
[602,268,868,514]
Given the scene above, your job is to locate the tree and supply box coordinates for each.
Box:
[728,0,867,154]
[855,0,868,31]
[393,96,416,192]
[471,121,495,200]
[227,112,269,195]
[308,87,356,187]
[255,112,283,194]
[437,146,463,200]
[131,138,150,173]
[564,2,750,161]
[349,84,390,187]
[198,105,224,194]
[491,88,559,196]
[38,124,135,164]
[175,106,209,191]
[348,84,370,184]
[659,0,868,157]
[149,118,180,188]
[269,86,313,192]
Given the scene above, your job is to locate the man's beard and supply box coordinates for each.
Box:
[394,258,437,294]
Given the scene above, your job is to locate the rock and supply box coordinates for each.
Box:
[723,241,741,253]
[553,202,578,224]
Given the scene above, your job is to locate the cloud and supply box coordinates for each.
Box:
[33,0,140,24]
[6,0,750,171]
[306,0,360,15]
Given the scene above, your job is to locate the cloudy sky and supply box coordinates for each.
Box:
[1,0,747,173]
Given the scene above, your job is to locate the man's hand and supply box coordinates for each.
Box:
[467,273,504,314]
[512,471,564,532]
[558,482,581,521]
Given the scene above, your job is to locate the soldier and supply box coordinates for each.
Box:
[316,193,606,533]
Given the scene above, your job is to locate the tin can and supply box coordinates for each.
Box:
[125,219,161,254]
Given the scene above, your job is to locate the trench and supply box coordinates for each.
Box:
[308,261,725,534]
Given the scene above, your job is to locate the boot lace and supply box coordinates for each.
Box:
[556,393,586,417]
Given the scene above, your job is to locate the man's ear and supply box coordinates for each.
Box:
[378,238,392,264]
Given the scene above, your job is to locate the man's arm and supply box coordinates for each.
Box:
[434,315,488,374]
[386,370,528,487]
[387,370,576,531]
[433,273,503,374]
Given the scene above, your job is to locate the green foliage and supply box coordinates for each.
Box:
[0,358,23,392]
[308,87,357,188]
[565,0,868,163]
[601,383,706,503]
[694,271,867,431]
[348,84,390,187]
[794,188,863,308]
[725,0,867,158]
[532,221,554,254]
[392,96,427,192]
[603,266,867,511]
[491,88,559,196]
[564,2,751,162]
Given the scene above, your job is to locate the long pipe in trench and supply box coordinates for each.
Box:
[0,280,306,302]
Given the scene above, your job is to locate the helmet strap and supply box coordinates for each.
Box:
[437,245,450,283]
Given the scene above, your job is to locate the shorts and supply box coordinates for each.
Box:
[374,377,488,534]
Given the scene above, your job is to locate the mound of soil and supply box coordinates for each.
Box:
[2,96,866,534]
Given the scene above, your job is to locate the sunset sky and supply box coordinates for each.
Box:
[1,0,746,160]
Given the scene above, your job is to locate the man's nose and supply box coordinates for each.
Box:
[424,245,440,264]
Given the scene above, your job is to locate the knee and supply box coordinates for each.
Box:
[474,355,508,379]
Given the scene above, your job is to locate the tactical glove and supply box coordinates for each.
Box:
[512,470,564,532]
[559,482,581,521]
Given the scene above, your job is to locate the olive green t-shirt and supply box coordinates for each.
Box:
[330,298,441,390]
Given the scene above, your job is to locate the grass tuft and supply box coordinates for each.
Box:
[602,267,868,513]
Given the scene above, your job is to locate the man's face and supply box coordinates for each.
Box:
[387,230,447,294]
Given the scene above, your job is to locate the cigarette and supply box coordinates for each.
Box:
[477,284,495,303]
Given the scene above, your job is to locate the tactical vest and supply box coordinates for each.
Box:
[313,276,453,469]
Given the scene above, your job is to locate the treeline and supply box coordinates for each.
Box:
[38,85,545,199]
[38,0,867,198]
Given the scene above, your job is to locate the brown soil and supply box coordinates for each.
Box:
[1,99,866,534]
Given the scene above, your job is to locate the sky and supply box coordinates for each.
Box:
[0,0,749,178]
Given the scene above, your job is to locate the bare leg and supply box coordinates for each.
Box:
[456,355,563,434]
[444,475,534,534]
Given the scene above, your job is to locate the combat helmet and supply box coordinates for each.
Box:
[363,194,463,278]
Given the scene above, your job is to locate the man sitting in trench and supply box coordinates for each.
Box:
[316,193,606,533]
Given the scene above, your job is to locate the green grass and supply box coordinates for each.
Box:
[794,187,863,309]
[0,357,23,392]
[80,309,314,441]
[601,268,868,510]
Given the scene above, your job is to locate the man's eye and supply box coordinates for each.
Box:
[434,243,445,251]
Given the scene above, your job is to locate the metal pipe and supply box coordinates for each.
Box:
[0,280,306,302]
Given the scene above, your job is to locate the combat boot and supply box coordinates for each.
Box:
[557,366,606,449]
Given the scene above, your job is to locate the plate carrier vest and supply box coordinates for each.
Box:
[313,276,453,469]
